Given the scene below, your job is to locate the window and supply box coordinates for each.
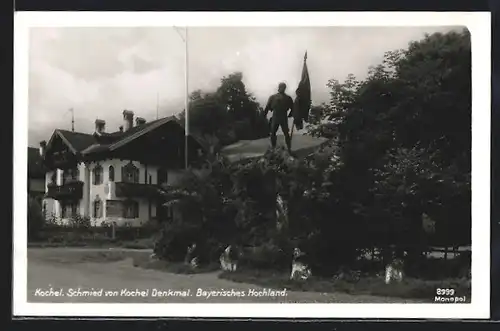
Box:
[123,200,139,218]
[71,203,78,216]
[50,171,57,185]
[62,167,79,184]
[73,167,79,180]
[62,202,78,218]
[109,165,115,182]
[93,198,103,218]
[61,204,68,219]
[93,164,103,185]
[122,162,139,183]
[157,168,168,186]
[106,200,122,217]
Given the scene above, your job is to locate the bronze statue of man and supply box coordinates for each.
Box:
[263,82,294,152]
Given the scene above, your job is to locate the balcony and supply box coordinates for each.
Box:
[46,180,84,200]
[115,182,162,199]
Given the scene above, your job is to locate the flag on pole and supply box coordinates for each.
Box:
[292,51,312,131]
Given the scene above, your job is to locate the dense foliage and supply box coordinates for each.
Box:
[155,29,471,278]
[178,72,270,148]
[28,196,45,240]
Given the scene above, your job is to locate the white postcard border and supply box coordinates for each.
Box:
[13,11,491,319]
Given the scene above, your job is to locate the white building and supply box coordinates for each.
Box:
[40,110,205,227]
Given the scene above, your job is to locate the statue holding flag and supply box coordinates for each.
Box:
[263,51,311,153]
[263,82,294,153]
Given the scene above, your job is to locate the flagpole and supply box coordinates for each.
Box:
[69,108,75,132]
[174,26,189,170]
[184,27,189,170]
[156,92,159,120]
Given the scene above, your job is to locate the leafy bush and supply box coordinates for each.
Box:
[28,196,44,240]
[239,243,290,270]
[67,215,91,229]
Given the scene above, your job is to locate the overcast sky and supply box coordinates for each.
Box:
[28,26,459,146]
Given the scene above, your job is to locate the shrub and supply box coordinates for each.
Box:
[239,243,290,270]
[154,221,203,262]
[67,215,91,229]
[28,197,44,240]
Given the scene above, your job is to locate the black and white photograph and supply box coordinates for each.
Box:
[14,12,490,319]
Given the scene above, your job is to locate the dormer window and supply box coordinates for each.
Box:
[93,164,103,185]
[122,162,139,183]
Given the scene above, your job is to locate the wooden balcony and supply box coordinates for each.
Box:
[46,180,84,200]
[115,182,162,199]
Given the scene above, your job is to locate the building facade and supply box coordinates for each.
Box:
[40,110,205,227]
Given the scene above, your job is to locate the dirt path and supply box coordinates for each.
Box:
[27,248,418,303]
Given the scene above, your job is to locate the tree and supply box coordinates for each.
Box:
[155,153,235,262]
[28,196,44,240]
[332,28,471,254]
[216,72,269,140]
[177,72,269,146]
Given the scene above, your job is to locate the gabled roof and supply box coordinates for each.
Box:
[56,130,95,153]
[28,147,45,178]
[44,115,207,158]
[221,134,328,163]
[106,116,178,151]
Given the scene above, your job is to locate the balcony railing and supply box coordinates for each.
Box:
[46,180,84,200]
[115,182,162,199]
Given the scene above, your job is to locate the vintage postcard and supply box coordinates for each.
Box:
[13,11,490,319]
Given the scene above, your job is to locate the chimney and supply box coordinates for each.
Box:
[95,119,106,134]
[119,125,123,133]
[39,140,46,157]
[135,117,146,126]
[123,110,134,131]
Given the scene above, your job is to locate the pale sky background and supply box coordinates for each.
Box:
[28,26,460,146]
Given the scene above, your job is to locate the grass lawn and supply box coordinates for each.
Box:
[219,268,471,301]
[132,255,220,275]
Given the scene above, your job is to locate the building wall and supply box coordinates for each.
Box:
[43,170,56,219]
[42,158,183,227]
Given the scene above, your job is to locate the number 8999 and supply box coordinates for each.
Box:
[436,288,455,296]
